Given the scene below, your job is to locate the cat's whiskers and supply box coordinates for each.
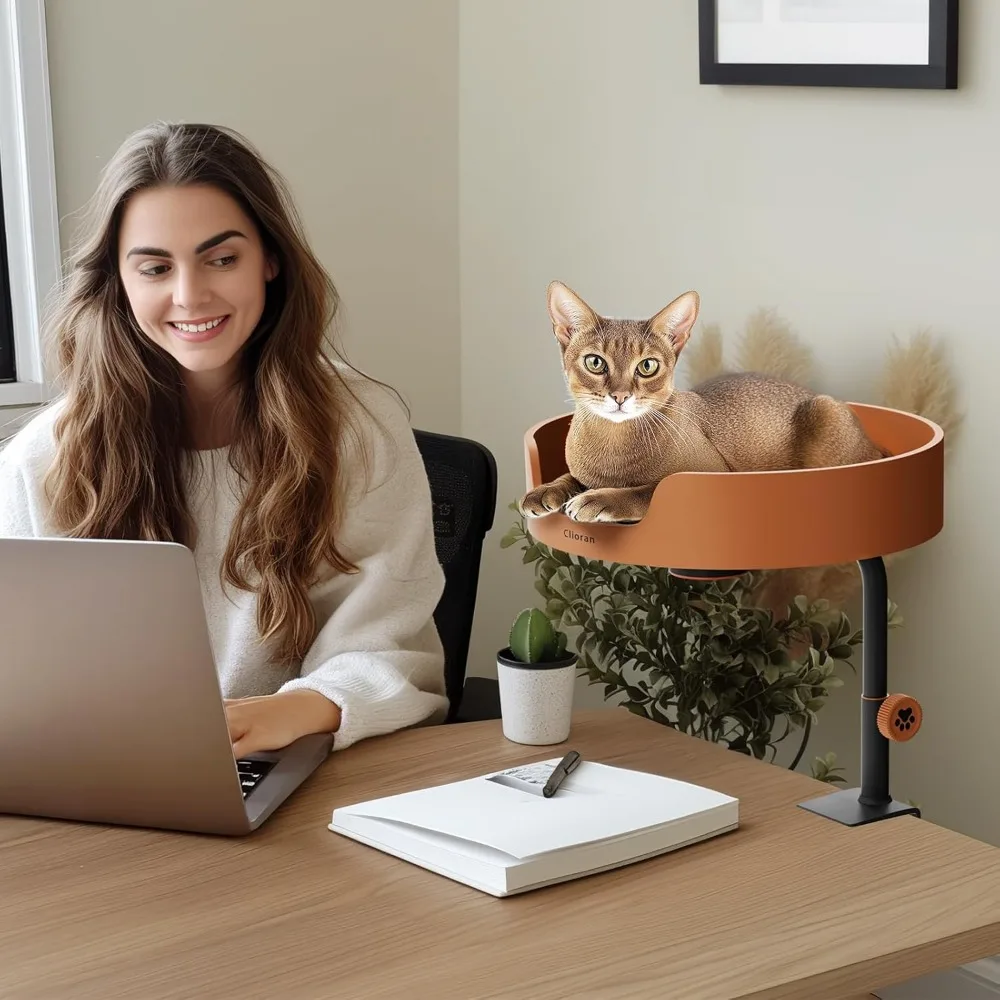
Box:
[644,411,668,455]
[657,414,697,455]
[661,416,698,455]
[658,415,688,456]
[639,408,682,456]
[645,405,696,453]
[634,409,654,454]
[580,399,608,420]
[566,394,604,416]
[651,400,701,448]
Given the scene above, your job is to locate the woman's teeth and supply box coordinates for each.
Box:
[171,317,226,333]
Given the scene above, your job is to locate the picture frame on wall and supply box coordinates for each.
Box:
[699,0,959,89]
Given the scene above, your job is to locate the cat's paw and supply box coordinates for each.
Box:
[563,488,651,524]
[518,481,579,518]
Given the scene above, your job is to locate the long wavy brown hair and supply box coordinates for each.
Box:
[42,120,384,662]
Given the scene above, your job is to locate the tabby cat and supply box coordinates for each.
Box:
[519,281,885,525]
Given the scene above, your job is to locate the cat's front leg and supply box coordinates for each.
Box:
[518,473,586,518]
[563,485,655,525]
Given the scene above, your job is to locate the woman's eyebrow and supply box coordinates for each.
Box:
[125,229,248,259]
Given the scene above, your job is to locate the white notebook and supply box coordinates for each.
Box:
[328,758,739,897]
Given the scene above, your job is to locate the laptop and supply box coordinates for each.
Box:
[0,536,333,835]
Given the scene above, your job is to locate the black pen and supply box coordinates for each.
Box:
[542,750,582,798]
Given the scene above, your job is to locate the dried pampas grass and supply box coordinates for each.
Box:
[735,308,817,389]
[681,321,725,386]
[679,308,962,615]
[878,330,962,443]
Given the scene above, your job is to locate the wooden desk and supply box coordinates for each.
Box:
[2,709,999,999]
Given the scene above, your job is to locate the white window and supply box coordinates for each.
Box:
[0,0,60,406]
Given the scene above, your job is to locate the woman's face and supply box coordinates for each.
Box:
[117,183,277,393]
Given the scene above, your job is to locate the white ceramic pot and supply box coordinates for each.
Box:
[496,647,577,746]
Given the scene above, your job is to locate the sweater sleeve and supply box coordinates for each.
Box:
[0,407,59,538]
[0,452,36,536]
[277,383,450,751]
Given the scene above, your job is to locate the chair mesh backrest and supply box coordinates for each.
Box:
[413,429,497,718]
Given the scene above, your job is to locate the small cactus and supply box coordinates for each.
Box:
[508,608,570,664]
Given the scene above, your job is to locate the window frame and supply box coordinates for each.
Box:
[0,0,60,406]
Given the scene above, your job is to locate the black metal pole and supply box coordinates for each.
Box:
[858,556,890,807]
[799,555,917,825]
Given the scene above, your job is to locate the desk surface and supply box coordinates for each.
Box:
[2,709,999,1000]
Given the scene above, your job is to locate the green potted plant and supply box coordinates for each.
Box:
[501,504,903,778]
[497,607,577,746]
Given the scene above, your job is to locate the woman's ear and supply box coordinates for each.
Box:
[265,255,280,281]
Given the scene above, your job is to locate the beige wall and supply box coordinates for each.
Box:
[460,0,1000,849]
[34,0,459,433]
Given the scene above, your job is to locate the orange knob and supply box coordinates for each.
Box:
[877,694,922,742]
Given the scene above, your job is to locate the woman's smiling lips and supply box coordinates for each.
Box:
[166,314,231,342]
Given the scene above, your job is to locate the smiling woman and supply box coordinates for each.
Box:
[117,186,279,446]
[0,121,449,757]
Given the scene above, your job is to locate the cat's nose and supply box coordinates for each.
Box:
[611,393,630,407]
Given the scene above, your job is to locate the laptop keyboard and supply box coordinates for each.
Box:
[237,758,276,799]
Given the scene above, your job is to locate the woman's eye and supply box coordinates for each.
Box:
[637,358,659,376]
[138,264,169,278]
[583,355,606,373]
[209,254,238,268]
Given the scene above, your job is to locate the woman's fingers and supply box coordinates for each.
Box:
[224,702,247,741]
[224,700,267,758]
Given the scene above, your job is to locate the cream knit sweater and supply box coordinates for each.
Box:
[0,376,449,751]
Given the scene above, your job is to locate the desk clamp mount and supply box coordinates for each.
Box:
[798,555,922,826]
[673,558,923,827]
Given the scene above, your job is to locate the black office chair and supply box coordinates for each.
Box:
[413,428,502,723]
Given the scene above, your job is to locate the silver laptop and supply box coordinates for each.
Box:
[0,536,333,835]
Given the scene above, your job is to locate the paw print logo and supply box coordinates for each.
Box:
[894,707,915,732]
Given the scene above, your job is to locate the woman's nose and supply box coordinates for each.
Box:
[172,267,212,310]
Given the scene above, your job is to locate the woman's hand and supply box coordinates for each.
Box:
[224,690,342,757]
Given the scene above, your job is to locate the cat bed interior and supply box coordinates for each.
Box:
[521,402,945,828]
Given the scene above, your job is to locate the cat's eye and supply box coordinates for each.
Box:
[583,354,606,374]
[636,358,660,377]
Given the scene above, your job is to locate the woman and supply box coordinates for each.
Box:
[0,121,449,756]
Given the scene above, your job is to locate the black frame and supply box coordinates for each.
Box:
[699,0,959,90]
[0,157,15,383]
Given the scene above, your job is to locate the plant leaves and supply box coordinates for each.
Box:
[499,501,869,772]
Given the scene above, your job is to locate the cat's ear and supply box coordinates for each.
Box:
[649,290,700,355]
[547,281,599,347]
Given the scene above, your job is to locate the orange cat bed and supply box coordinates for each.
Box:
[523,402,942,572]
[521,402,945,828]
